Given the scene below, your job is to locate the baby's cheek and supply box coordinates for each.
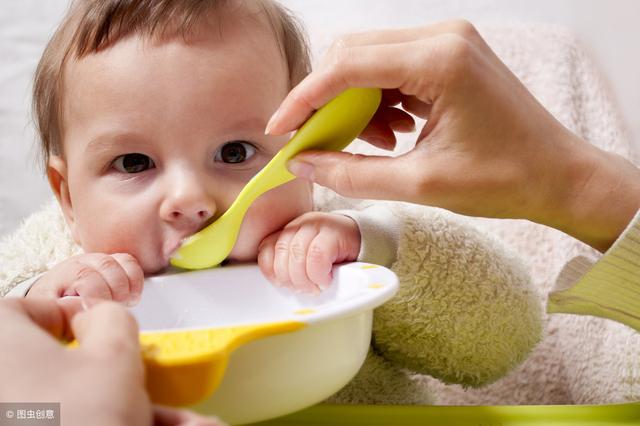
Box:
[76,216,161,274]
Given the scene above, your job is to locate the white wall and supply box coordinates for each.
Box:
[1,0,638,237]
[0,2,70,236]
[281,0,640,146]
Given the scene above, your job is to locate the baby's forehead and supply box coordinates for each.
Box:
[33,0,309,170]
[59,14,290,156]
[63,1,287,91]
[70,0,281,59]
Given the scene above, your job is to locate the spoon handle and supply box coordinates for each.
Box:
[243,87,383,200]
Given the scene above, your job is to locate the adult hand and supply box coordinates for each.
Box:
[267,21,640,251]
[0,298,224,426]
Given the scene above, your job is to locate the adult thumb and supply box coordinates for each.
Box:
[287,150,416,201]
[71,301,140,361]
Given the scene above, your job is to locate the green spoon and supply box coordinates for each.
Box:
[170,88,382,270]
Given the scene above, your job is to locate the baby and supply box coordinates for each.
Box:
[20,0,360,301]
[2,0,542,402]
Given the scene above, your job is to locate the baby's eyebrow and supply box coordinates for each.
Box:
[84,131,146,157]
[83,117,270,157]
[224,117,267,131]
[211,117,269,139]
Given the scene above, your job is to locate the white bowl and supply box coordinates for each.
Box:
[130,262,398,425]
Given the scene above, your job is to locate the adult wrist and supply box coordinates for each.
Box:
[553,136,640,251]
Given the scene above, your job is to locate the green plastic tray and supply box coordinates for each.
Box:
[250,403,640,425]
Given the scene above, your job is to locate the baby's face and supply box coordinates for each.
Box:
[50,15,312,274]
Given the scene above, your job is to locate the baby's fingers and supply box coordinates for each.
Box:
[112,253,144,306]
[287,226,322,294]
[272,227,297,289]
[306,232,339,290]
[257,233,278,284]
[79,254,130,303]
[70,265,113,301]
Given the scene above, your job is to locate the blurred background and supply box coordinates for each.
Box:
[1,0,639,237]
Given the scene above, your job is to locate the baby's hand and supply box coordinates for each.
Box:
[258,212,361,294]
[27,253,144,306]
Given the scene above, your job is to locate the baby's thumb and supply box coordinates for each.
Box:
[287,150,409,201]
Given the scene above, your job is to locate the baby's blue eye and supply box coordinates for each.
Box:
[112,153,155,173]
[215,141,256,164]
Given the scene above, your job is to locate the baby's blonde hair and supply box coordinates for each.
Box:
[32,0,311,171]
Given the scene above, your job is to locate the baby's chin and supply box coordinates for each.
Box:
[142,262,170,276]
[138,252,173,276]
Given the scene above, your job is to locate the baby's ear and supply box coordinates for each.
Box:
[47,155,80,244]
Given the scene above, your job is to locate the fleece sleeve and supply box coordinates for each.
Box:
[332,202,403,266]
[337,201,543,388]
[0,200,80,297]
[4,274,43,298]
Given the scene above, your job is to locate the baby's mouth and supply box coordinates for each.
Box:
[163,219,218,267]
[167,239,185,258]
[162,237,190,269]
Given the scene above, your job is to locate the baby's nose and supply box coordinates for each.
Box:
[169,205,213,223]
[161,184,216,230]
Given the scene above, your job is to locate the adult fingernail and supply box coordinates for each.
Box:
[287,159,315,180]
[80,296,104,310]
[265,108,281,135]
[390,120,416,132]
[368,137,394,150]
[59,296,86,311]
